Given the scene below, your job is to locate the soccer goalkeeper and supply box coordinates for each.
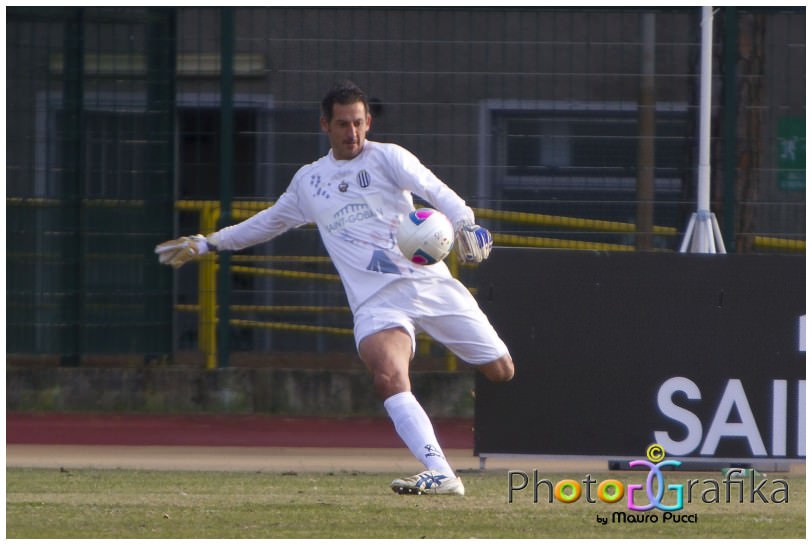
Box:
[156,80,514,496]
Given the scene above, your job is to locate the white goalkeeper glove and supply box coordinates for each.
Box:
[154,234,212,269]
[454,220,493,263]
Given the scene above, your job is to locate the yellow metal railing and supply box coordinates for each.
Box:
[197,202,220,369]
[8,197,804,371]
[494,233,635,252]
[173,199,806,369]
[753,235,806,253]
[473,207,679,235]
[176,199,655,369]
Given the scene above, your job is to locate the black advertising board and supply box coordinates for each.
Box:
[475,250,805,460]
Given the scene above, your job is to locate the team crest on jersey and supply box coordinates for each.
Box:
[357,170,371,188]
[338,181,349,192]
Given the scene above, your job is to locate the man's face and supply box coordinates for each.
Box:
[321,101,371,160]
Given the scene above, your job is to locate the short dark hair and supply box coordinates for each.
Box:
[321,80,370,122]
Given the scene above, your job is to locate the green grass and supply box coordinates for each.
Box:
[6,468,805,539]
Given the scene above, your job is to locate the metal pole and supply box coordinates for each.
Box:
[721,7,739,251]
[217,7,234,368]
[697,5,713,214]
[636,12,656,251]
[62,7,84,367]
[679,6,726,254]
[146,7,177,361]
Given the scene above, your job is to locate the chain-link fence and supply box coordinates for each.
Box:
[6,7,805,367]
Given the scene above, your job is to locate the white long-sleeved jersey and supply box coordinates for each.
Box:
[209,140,476,312]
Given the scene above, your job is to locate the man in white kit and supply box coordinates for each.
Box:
[156,80,514,496]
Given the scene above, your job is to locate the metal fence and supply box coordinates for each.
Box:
[6,7,805,367]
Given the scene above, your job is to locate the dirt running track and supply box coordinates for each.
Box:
[7,412,805,480]
[6,413,473,449]
[6,412,520,474]
[4,413,626,474]
[6,413,470,473]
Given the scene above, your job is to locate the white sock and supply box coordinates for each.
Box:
[384,391,455,477]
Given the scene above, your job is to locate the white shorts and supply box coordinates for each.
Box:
[353,276,510,365]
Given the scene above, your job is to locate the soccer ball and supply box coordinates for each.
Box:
[396,208,455,265]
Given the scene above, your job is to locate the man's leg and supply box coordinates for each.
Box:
[413,278,515,384]
[477,353,515,383]
[358,327,458,480]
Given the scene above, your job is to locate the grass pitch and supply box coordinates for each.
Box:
[6,467,805,539]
